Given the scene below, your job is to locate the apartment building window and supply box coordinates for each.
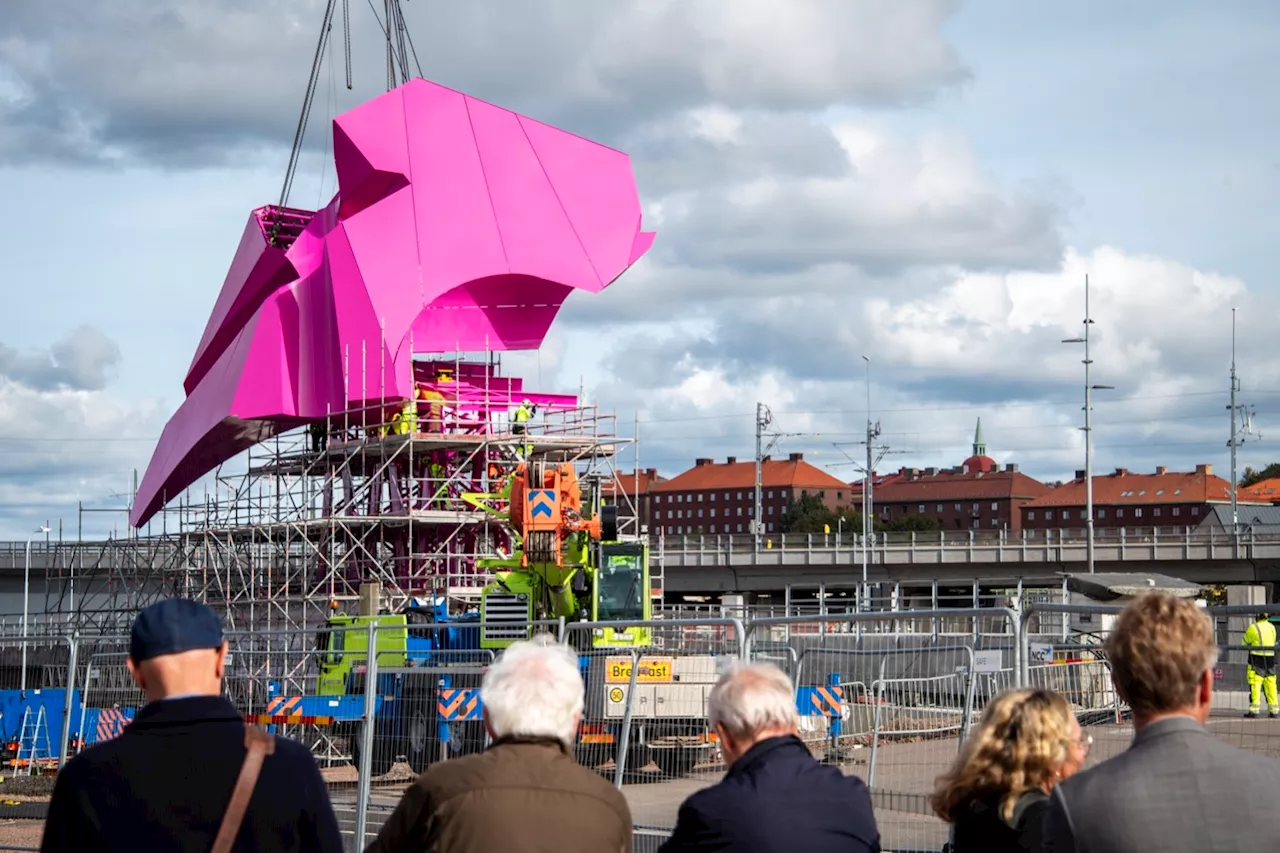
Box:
[937,504,944,512]
[1098,509,1107,519]
[837,491,843,500]
[697,493,704,502]
[918,504,925,512]
[768,506,774,515]
[767,490,774,499]
[991,519,998,527]
[1063,510,1071,520]
[991,502,999,511]
[767,522,775,532]
[1045,511,1054,521]
[736,491,743,500]
[1028,511,1036,521]
[1135,508,1144,518]
[1117,509,1125,518]
[724,492,730,501]
[737,507,743,516]
[1173,507,1181,517]
[736,523,743,533]
[1192,507,1201,516]
[1154,508,1161,517]
[653,495,660,504]
[710,508,716,518]
[677,510,682,519]
[698,509,703,518]
[954,504,961,512]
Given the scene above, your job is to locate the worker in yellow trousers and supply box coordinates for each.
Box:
[1244,612,1278,718]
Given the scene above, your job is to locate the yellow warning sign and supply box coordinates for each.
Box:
[608,687,624,703]
[606,657,674,684]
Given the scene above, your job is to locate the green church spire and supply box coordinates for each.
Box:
[973,418,986,457]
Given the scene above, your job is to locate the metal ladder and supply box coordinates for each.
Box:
[16,705,49,775]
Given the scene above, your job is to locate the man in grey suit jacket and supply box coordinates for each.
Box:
[1043,592,1280,852]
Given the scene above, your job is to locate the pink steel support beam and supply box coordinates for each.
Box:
[132,78,655,528]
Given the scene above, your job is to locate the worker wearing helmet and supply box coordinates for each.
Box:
[1244,610,1278,718]
[512,398,536,459]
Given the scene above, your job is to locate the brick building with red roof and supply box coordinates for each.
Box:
[649,452,851,536]
[859,420,1051,533]
[1020,463,1268,532]
[601,468,666,531]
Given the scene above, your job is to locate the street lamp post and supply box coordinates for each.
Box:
[22,525,51,692]
[1062,276,1113,574]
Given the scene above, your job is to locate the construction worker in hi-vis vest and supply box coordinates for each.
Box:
[512,398,535,458]
[1244,611,1278,718]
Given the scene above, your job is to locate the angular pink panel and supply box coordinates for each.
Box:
[332,89,411,195]
[467,99,601,291]
[132,78,656,528]
[184,214,297,394]
[402,81,509,297]
[519,116,647,288]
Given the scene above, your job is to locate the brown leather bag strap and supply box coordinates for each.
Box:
[211,726,277,853]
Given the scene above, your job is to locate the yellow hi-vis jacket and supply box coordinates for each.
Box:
[1244,618,1277,656]
[513,404,531,424]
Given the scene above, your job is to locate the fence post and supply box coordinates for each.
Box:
[353,621,380,850]
[57,634,78,770]
[613,649,641,789]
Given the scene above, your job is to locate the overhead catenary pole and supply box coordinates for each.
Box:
[754,403,771,555]
[1230,307,1239,534]
[861,356,879,608]
[1063,275,1113,574]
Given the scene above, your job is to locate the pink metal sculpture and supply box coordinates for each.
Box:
[131,78,654,528]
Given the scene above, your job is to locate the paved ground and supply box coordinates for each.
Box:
[9,702,1280,853]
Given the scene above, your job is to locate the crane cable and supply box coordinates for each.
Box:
[271,0,350,245]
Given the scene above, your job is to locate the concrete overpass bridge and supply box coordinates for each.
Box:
[1,526,1278,620]
[653,527,1280,596]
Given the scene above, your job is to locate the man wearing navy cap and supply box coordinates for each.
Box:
[41,598,343,853]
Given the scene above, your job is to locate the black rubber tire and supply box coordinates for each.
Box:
[405,699,438,774]
[351,726,395,778]
[653,748,699,778]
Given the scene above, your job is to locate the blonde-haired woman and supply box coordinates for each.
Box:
[931,688,1090,853]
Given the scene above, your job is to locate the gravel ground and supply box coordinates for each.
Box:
[0,820,42,849]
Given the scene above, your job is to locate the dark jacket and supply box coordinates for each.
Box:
[949,789,1048,853]
[658,734,880,853]
[364,734,632,853]
[40,695,343,853]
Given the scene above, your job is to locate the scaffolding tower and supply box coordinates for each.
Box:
[129,351,642,637]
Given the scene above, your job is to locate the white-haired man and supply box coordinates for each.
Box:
[365,634,631,853]
[659,662,880,853]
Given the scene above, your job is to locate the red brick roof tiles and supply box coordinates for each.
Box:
[651,456,848,492]
[1023,466,1263,508]
[602,468,666,497]
[1242,478,1280,504]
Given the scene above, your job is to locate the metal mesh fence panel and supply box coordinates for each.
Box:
[0,636,78,775]
[1022,601,1280,774]
[744,608,1020,853]
[563,618,744,833]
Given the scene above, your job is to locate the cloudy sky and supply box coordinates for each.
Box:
[2,0,1279,539]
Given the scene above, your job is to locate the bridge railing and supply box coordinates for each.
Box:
[653,524,1280,565]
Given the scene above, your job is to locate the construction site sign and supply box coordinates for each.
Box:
[605,657,674,684]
